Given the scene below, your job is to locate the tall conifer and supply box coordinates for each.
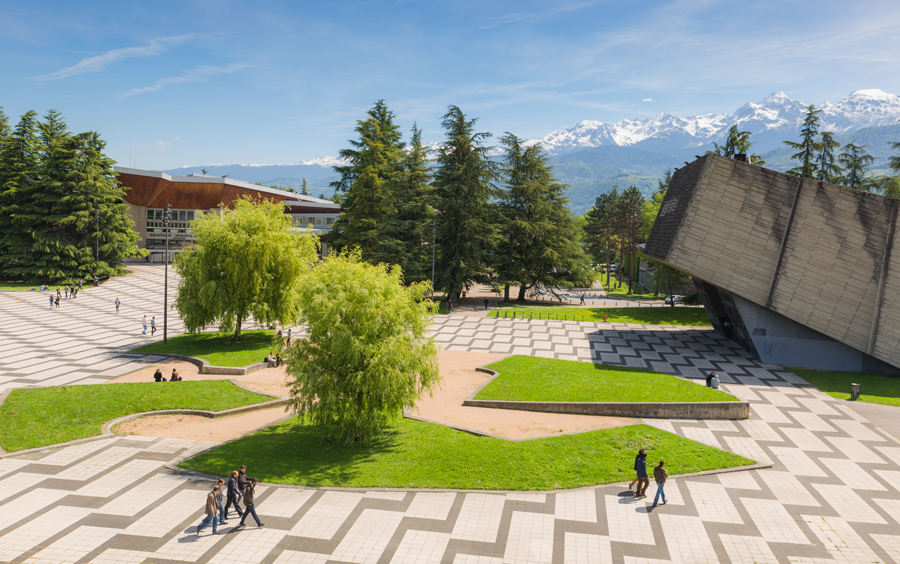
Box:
[838,142,876,191]
[0,111,43,279]
[433,106,498,304]
[816,131,843,183]
[784,105,821,178]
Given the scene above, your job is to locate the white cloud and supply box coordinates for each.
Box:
[119,63,249,99]
[34,35,196,81]
[643,98,653,102]
[157,140,173,151]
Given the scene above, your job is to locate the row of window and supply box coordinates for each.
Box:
[147,209,195,221]
[295,216,335,226]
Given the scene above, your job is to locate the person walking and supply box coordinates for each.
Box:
[55,295,60,308]
[237,465,250,494]
[64,285,69,299]
[196,485,221,535]
[580,293,586,305]
[142,315,148,335]
[151,317,157,336]
[652,460,668,507]
[634,451,649,497]
[78,279,83,290]
[115,298,120,313]
[49,294,55,309]
[484,298,489,310]
[237,478,265,528]
[215,478,228,524]
[628,449,646,491]
[286,328,292,346]
[73,285,78,299]
[224,470,244,520]
[56,285,61,299]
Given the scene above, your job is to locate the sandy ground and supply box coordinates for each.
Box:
[413,350,635,439]
[109,349,635,442]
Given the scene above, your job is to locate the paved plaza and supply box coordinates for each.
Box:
[0,268,899,563]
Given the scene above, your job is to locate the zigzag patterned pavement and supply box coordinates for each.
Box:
[0,271,899,563]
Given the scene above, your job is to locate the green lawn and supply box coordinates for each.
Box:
[488,306,710,326]
[180,419,753,490]
[0,281,41,291]
[790,368,900,407]
[131,330,276,367]
[477,356,737,403]
[0,381,273,452]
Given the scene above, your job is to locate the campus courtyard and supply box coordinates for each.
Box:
[0,265,899,563]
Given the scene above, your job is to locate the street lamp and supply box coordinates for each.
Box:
[162,203,172,344]
[431,215,436,300]
[95,209,100,262]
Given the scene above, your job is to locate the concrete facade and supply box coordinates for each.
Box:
[646,153,900,373]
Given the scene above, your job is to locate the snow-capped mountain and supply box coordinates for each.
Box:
[533,89,900,155]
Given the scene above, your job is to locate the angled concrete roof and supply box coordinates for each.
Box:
[645,153,900,369]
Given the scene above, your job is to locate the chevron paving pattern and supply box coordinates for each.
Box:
[0,271,899,563]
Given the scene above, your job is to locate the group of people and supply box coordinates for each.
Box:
[45,281,85,308]
[264,352,283,367]
[195,465,265,535]
[628,449,669,507]
[142,315,157,335]
[153,368,182,382]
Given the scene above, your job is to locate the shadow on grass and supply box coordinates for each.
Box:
[790,368,900,406]
[184,420,400,486]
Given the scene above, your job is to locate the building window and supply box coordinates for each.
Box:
[315,217,323,226]
[326,217,334,225]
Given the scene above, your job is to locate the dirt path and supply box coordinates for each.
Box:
[109,350,635,442]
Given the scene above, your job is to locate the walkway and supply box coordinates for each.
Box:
[0,270,899,563]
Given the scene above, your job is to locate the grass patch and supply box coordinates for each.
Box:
[790,368,900,407]
[0,281,41,291]
[488,306,710,326]
[180,419,753,490]
[477,356,737,403]
[0,381,272,452]
[131,330,276,367]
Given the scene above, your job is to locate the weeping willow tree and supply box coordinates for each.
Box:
[285,249,440,443]
[173,196,318,339]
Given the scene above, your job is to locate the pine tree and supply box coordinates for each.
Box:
[0,107,10,141]
[433,106,498,304]
[496,134,588,301]
[784,105,821,178]
[330,101,404,262]
[709,125,766,165]
[584,188,620,291]
[0,111,43,280]
[29,110,79,281]
[816,131,843,183]
[378,124,435,284]
[614,186,644,294]
[838,142,876,191]
[889,141,900,176]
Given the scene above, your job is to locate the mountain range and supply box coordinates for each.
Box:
[162,90,900,213]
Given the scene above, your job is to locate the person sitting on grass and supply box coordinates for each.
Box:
[265,352,275,367]
[153,369,166,382]
[171,368,182,382]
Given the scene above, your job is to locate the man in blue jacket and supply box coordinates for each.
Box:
[634,452,649,497]
[223,470,244,520]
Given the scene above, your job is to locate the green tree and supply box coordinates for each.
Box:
[615,186,645,293]
[0,111,43,279]
[888,141,900,176]
[0,107,10,141]
[433,106,498,304]
[379,123,435,284]
[496,134,589,301]
[784,105,821,178]
[330,101,404,263]
[300,178,310,195]
[285,249,440,443]
[649,260,690,306]
[584,188,621,291]
[173,197,318,340]
[709,125,766,165]
[838,142,876,191]
[816,131,843,183]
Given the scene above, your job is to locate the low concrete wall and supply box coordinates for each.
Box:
[139,353,269,376]
[462,398,749,419]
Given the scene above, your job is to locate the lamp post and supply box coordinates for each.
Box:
[431,216,436,300]
[162,204,172,344]
[95,209,100,262]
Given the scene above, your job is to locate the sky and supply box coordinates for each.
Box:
[2,0,900,170]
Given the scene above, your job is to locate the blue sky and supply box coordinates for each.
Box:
[2,0,899,170]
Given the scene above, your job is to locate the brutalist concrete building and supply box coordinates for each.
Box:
[645,153,900,375]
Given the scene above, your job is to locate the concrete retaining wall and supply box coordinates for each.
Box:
[144,353,269,375]
[462,398,749,419]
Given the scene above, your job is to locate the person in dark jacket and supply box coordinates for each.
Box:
[634,452,649,497]
[652,460,668,507]
[238,478,265,528]
[628,449,646,491]
[224,470,244,519]
[237,465,251,493]
[706,370,717,387]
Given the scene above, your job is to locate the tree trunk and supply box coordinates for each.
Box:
[516,283,527,302]
[504,284,510,303]
[234,318,242,340]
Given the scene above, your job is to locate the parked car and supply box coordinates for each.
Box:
[664,295,683,305]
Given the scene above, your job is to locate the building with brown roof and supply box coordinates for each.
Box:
[115,167,340,261]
